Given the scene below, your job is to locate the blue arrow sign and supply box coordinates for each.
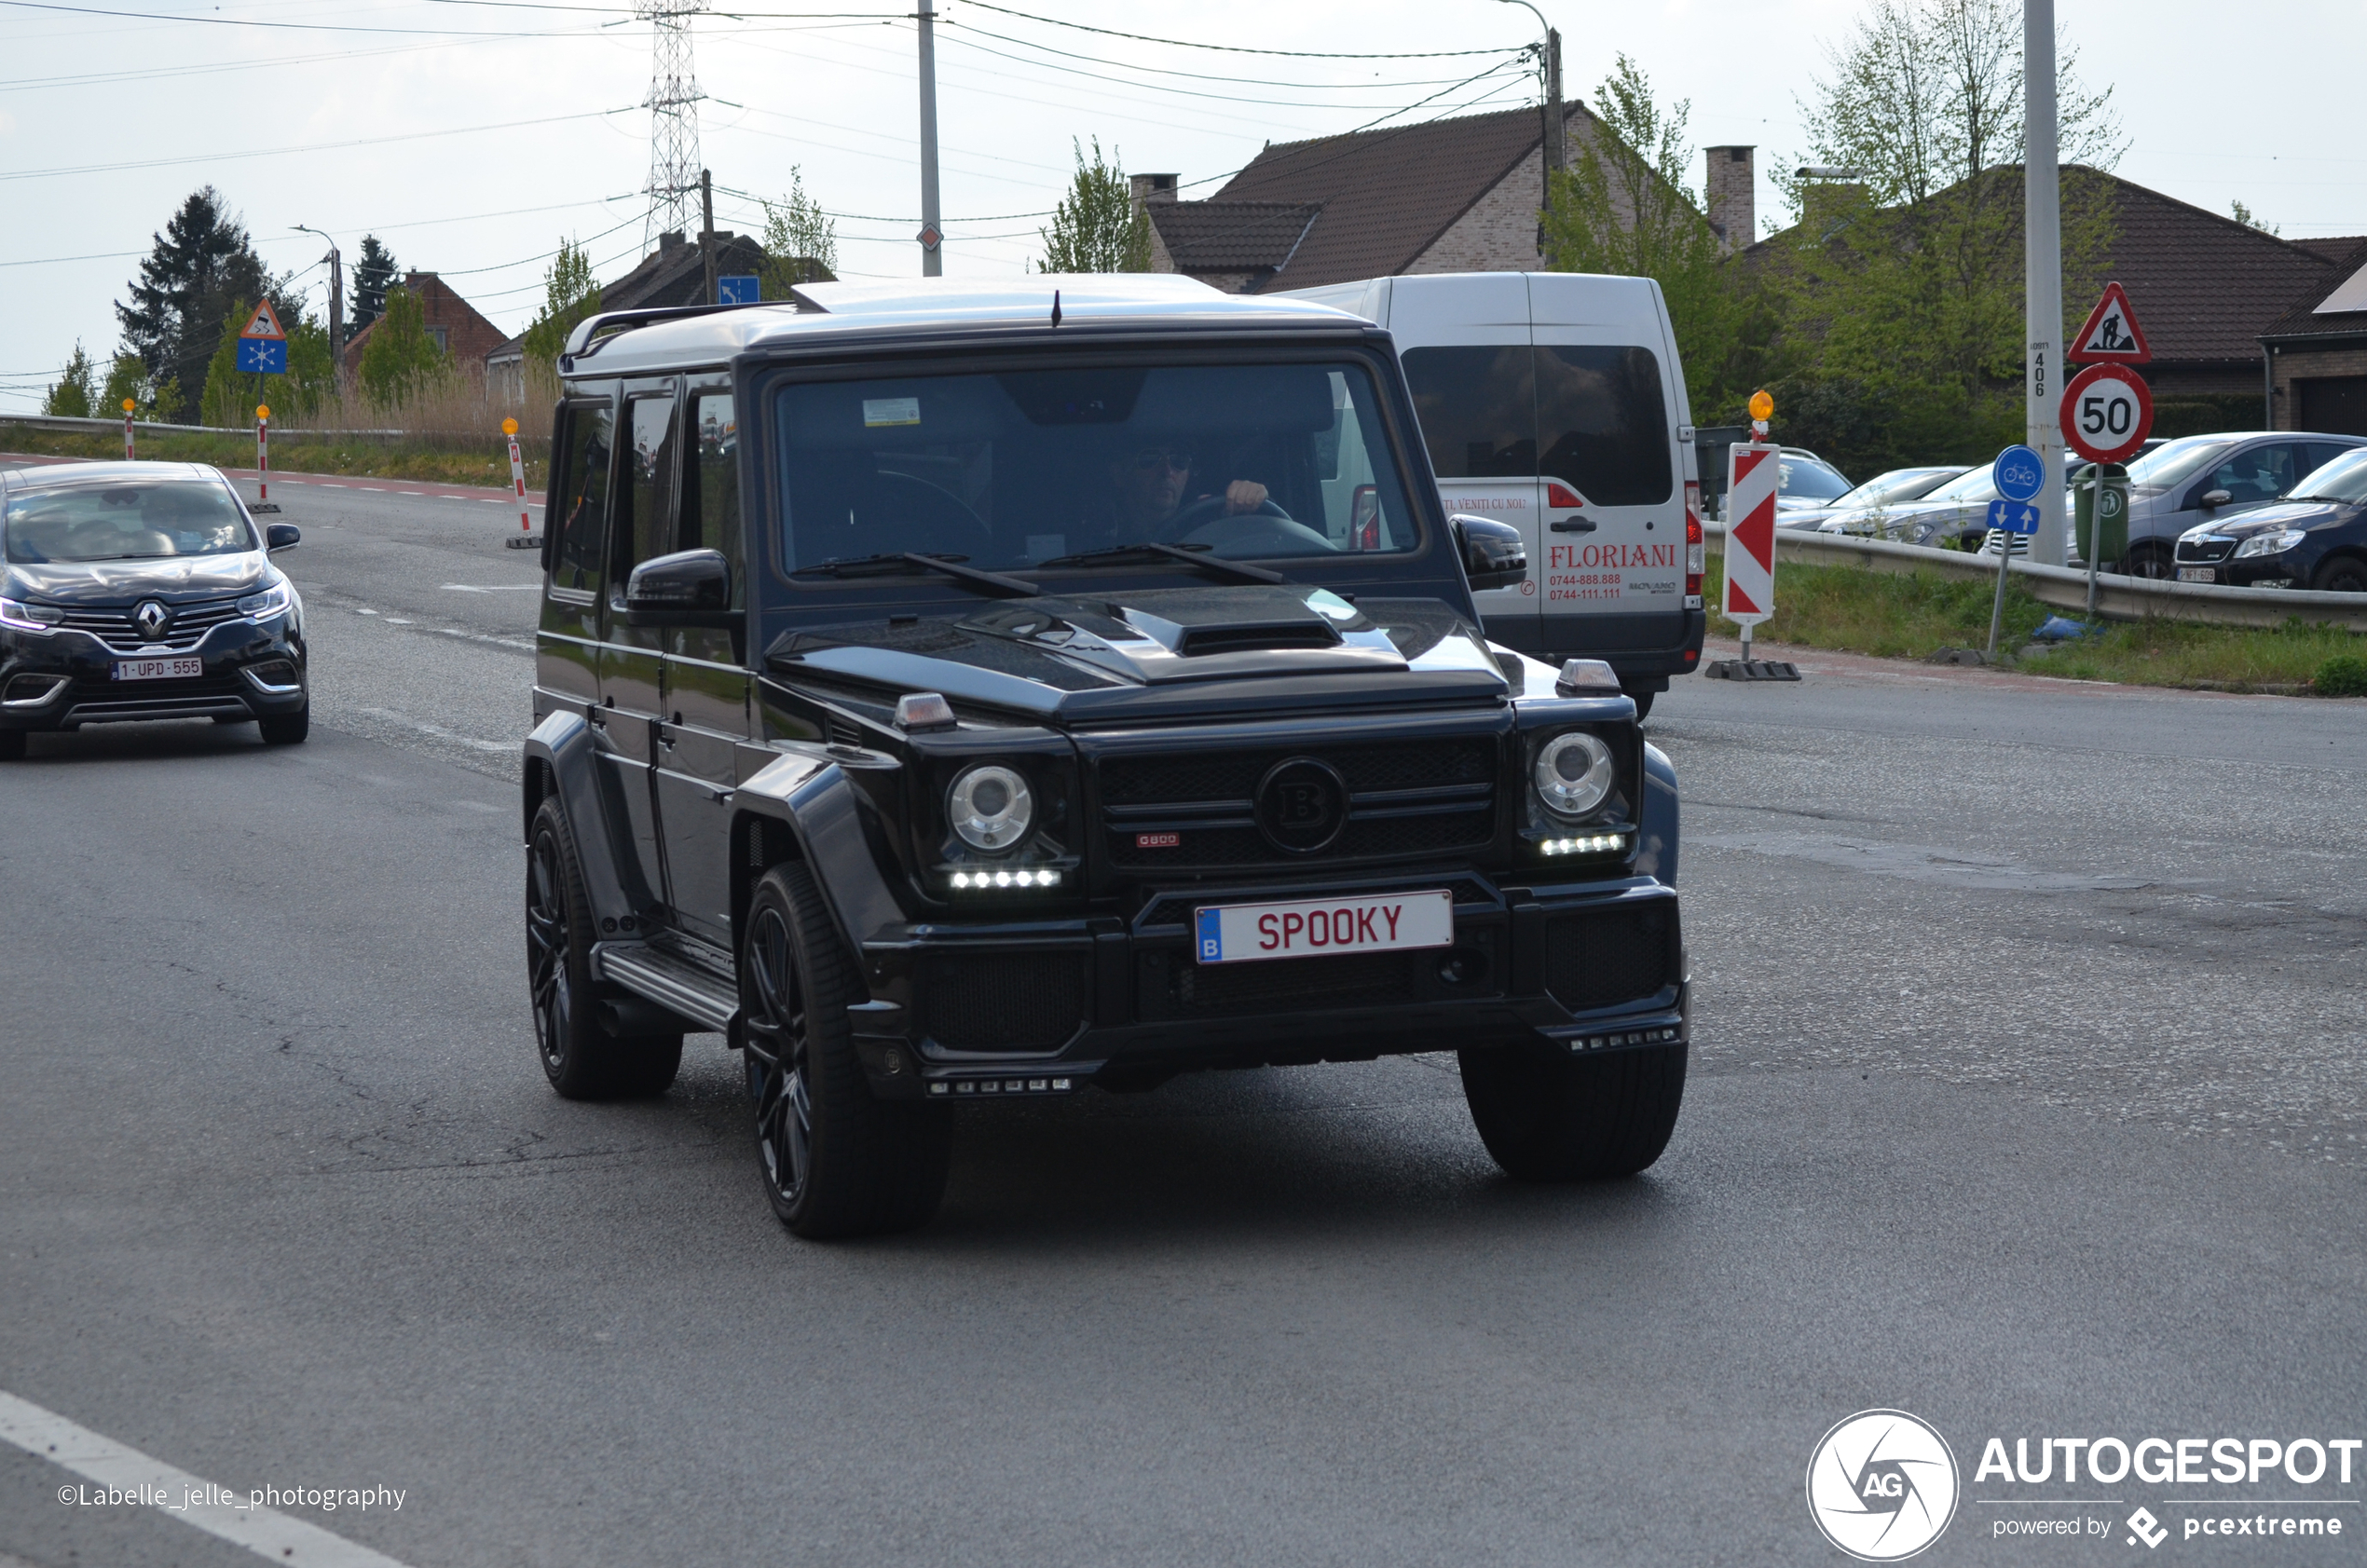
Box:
[717,275,759,305]
[236,338,288,375]
[1986,498,2041,535]
[1992,443,2044,503]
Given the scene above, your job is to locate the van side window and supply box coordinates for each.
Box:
[683,391,743,606]
[614,394,679,589]
[1402,347,1536,479]
[551,400,615,593]
[1536,346,1672,505]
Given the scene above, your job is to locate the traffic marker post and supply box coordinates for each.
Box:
[252,405,279,513]
[1985,443,2046,659]
[122,398,135,461]
[1704,390,1800,682]
[500,416,540,550]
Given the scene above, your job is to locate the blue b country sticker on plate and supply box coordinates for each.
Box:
[1197,907,1224,962]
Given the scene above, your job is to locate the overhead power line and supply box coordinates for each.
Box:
[0,106,637,183]
[956,2,1525,59]
[0,0,591,34]
[942,20,1481,90]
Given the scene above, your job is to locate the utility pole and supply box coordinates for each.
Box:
[1544,28,1564,198]
[700,168,718,305]
[293,225,341,381]
[2024,0,2067,566]
[916,2,943,277]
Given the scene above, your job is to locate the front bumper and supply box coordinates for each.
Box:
[841,868,1688,1097]
[0,616,307,730]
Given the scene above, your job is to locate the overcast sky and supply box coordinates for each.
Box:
[2,0,2358,413]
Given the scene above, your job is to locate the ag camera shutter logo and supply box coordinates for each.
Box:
[1807,1409,1961,1561]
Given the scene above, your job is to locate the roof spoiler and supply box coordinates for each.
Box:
[558,297,800,370]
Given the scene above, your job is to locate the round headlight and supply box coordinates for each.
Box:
[948,764,1033,852]
[1533,731,1613,818]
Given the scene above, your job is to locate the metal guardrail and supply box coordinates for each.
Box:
[0,413,413,439]
[1705,523,2367,633]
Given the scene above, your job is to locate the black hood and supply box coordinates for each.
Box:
[6,552,270,606]
[769,583,1511,722]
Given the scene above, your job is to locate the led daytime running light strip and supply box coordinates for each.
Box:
[948,868,1062,890]
[1537,833,1629,856]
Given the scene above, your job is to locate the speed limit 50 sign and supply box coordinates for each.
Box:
[2060,362,2154,465]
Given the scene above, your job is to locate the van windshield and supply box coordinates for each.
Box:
[770,360,1420,576]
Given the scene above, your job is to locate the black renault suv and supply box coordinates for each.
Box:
[522,277,1690,1237]
[0,461,308,757]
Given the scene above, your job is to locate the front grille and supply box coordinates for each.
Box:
[1101,739,1498,869]
[57,597,246,652]
[1152,948,1418,1017]
[2176,537,2236,564]
[1540,901,1681,1012]
[913,950,1089,1053]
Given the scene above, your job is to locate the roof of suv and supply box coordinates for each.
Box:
[1,460,226,492]
[561,274,1373,379]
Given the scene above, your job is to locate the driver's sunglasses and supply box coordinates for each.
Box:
[1129,448,1194,473]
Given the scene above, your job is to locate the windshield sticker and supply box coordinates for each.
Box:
[862,397,921,428]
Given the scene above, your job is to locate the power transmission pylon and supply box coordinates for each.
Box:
[636,0,708,250]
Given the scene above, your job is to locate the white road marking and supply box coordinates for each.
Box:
[354,607,378,616]
[439,583,540,592]
[384,618,412,624]
[0,1389,418,1568]
[355,706,515,754]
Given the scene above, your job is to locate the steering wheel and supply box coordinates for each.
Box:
[1163,492,1288,537]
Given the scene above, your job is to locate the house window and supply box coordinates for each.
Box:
[429,326,449,352]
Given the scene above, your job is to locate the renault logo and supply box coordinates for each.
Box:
[133,601,171,641]
[1253,757,1348,854]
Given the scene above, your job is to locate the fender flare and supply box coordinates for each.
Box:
[1636,740,1679,888]
[522,710,641,928]
[731,747,914,975]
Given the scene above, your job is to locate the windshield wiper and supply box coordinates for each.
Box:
[791,551,1039,597]
[1034,541,1286,585]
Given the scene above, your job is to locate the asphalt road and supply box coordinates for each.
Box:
[2,479,2360,1567]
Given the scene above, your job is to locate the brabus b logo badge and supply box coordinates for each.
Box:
[1252,757,1347,854]
[1806,1410,1960,1561]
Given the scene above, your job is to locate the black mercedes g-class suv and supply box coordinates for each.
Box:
[524,277,1689,1237]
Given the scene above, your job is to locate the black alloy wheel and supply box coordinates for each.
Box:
[2122,543,2174,580]
[740,861,951,1238]
[526,798,681,1099]
[2312,556,2367,594]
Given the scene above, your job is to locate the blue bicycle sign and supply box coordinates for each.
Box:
[1992,443,2044,503]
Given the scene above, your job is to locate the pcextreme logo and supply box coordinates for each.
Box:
[1808,1409,1963,1561]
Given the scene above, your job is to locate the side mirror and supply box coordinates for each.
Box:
[2201,489,2232,510]
[1449,513,1527,592]
[265,523,300,551]
[623,548,732,625]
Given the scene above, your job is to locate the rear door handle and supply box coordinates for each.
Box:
[1550,517,1596,533]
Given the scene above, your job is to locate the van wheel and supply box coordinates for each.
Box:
[526,798,682,1099]
[1622,689,1656,720]
[1458,1042,1687,1179]
[741,861,951,1238]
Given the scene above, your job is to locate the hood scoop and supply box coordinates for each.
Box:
[1166,617,1342,658]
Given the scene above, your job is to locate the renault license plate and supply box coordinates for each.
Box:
[113,657,203,681]
[1194,890,1453,965]
[2176,566,2216,583]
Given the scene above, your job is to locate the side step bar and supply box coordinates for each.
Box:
[594,941,739,1033]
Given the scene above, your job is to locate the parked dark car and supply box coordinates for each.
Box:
[521,277,1690,1238]
[2173,445,2367,591]
[0,461,306,758]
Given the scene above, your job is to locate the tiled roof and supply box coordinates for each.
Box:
[2262,237,2367,343]
[1208,102,1592,289]
[2289,237,2367,266]
[601,233,770,313]
[1146,200,1322,274]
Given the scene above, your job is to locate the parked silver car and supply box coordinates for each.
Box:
[1779,465,1971,531]
[1821,465,2002,548]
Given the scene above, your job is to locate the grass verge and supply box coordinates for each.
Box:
[0,428,548,491]
[1705,552,2367,695]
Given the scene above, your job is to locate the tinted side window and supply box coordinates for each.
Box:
[614,394,679,583]
[684,391,743,607]
[2204,443,2298,505]
[1402,346,1536,479]
[1536,346,1673,505]
[551,400,614,593]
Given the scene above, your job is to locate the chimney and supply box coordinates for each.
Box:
[658,231,687,254]
[1705,146,1755,255]
[1129,173,1179,210]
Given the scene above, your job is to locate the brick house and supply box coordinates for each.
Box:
[2261,239,2367,436]
[341,271,506,382]
[1136,104,1757,294]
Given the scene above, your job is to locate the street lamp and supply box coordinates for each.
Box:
[1497,0,1563,225]
[291,225,343,380]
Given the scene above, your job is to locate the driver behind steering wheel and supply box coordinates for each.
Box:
[1106,439,1267,545]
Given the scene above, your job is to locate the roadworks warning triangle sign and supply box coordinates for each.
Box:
[2072,281,2149,363]
[238,299,287,341]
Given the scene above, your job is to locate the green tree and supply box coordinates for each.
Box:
[349,235,399,334]
[103,351,181,423]
[41,343,97,418]
[356,285,450,408]
[1037,137,1151,274]
[115,187,291,410]
[759,168,840,297]
[1540,55,1777,422]
[198,300,337,426]
[520,239,602,367]
[2230,199,2279,237]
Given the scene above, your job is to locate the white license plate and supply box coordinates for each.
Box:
[2176,566,2216,583]
[1194,890,1454,965]
[113,657,203,681]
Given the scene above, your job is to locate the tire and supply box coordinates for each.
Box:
[1458,1042,1688,1180]
[2122,543,2173,580]
[0,729,23,761]
[1623,689,1656,720]
[2312,556,2367,594]
[526,798,682,1099]
[258,704,309,745]
[741,861,951,1238]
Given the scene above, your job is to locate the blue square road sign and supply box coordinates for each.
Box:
[717,275,760,306]
[236,338,288,375]
[1986,498,2041,535]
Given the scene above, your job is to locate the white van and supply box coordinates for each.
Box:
[1280,273,1704,712]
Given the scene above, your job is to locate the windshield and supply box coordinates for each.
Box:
[1922,468,2001,503]
[2291,449,2367,505]
[2126,437,2234,493]
[771,360,1421,576]
[1778,455,1851,500]
[1834,467,1964,508]
[4,479,254,564]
